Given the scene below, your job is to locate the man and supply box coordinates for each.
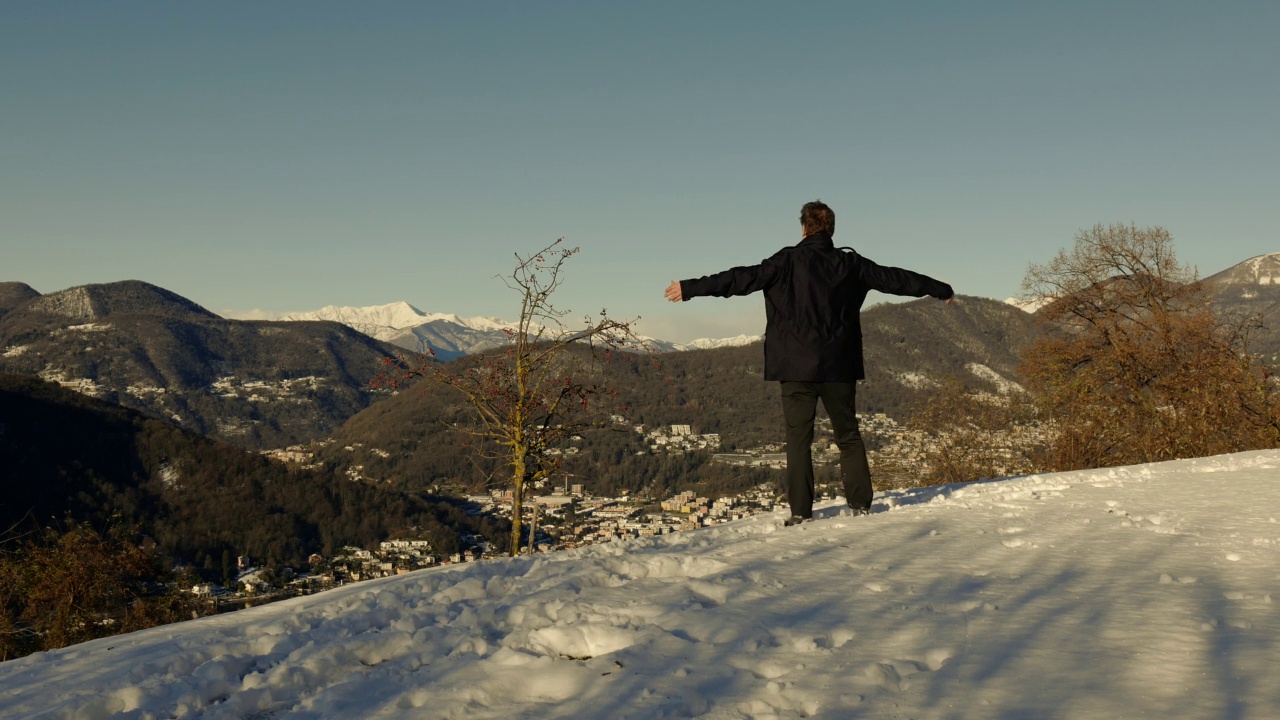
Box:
[664,200,954,526]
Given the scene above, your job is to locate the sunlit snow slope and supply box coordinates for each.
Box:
[1,452,1277,719]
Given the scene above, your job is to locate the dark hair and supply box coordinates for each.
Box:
[800,201,835,236]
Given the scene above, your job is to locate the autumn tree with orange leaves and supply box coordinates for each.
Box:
[378,240,646,555]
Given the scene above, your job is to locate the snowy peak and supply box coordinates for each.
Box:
[419,313,520,333]
[275,301,755,357]
[280,302,521,338]
[1004,296,1048,313]
[679,334,762,351]
[274,302,523,358]
[1203,252,1280,288]
[281,301,430,337]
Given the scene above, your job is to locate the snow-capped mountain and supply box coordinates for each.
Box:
[1203,252,1280,361]
[280,301,435,337]
[1203,252,1280,287]
[278,302,521,360]
[275,301,761,359]
[3,449,1276,718]
[680,333,762,350]
[1004,296,1047,313]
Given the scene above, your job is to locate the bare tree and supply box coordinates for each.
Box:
[379,240,645,555]
[1020,223,1280,469]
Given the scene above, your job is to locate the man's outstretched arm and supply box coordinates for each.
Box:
[857,256,954,301]
[666,259,780,303]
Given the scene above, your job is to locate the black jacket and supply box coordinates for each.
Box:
[679,232,953,382]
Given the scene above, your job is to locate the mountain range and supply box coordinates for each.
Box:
[261,251,1280,361]
[0,280,400,450]
[1,251,1276,457]
[275,301,761,359]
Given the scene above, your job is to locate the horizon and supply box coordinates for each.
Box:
[7,246,1275,343]
[4,3,1278,344]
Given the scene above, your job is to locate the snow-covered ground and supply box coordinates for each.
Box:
[2,451,1278,719]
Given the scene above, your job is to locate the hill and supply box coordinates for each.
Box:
[0,282,40,320]
[1204,252,1280,363]
[1,449,1274,718]
[0,374,509,572]
[0,281,402,450]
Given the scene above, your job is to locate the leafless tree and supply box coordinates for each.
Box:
[379,240,646,555]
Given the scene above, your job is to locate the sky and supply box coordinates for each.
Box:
[2,1,1277,342]
[1,449,1277,718]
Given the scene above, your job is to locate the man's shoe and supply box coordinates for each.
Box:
[784,515,811,527]
[844,506,871,517]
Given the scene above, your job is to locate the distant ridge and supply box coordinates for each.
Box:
[276,302,520,360]
[1202,252,1280,362]
[269,301,762,357]
[0,281,400,450]
[24,280,218,322]
[681,334,762,350]
[281,301,435,339]
[1003,296,1047,314]
[1202,252,1280,287]
[0,282,40,319]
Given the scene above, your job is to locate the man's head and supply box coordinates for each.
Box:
[800,201,835,237]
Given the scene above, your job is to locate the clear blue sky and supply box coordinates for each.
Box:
[3,1,1277,342]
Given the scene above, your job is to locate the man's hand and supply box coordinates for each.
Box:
[664,281,683,303]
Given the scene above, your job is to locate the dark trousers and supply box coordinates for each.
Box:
[780,381,873,518]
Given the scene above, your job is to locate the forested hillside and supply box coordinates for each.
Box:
[0,375,510,572]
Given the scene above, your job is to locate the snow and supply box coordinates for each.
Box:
[965,362,1025,394]
[422,313,520,334]
[278,303,522,338]
[1238,254,1280,285]
[679,334,762,351]
[1003,296,1047,313]
[265,301,756,353]
[2,451,1279,719]
[894,371,937,389]
[279,302,434,341]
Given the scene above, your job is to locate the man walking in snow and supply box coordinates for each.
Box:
[665,200,954,526]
